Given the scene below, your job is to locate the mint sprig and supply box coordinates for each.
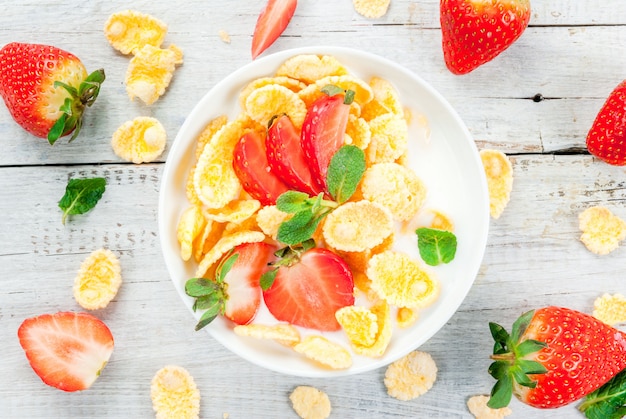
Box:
[579,369,626,419]
[184,252,239,330]
[415,227,458,266]
[58,177,106,225]
[275,144,365,245]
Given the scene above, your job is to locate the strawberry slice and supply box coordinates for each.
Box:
[17,311,114,392]
[301,91,352,192]
[266,114,322,196]
[233,130,290,205]
[222,242,276,325]
[251,0,298,59]
[263,247,355,331]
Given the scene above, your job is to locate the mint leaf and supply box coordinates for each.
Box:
[277,209,327,245]
[58,177,106,224]
[276,191,311,213]
[579,369,626,419]
[415,227,457,266]
[327,145,366,204]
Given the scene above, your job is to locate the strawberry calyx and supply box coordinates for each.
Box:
[48,68,105,145]
[184,251,239,330]
[487,310,548,409]
[260,239,316,290]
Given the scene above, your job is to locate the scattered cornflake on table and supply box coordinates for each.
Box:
[104,10,168,55]
[593,293,626,325]
[151,365,200,419]
[111,116,167,163]
[384,351,437,401]
[293,336,353,369]
[126,44,183,105]
[73,248,122,310]
[480,149,513,219]
[219,29,231,43]
[353,0,391,19]
[289,386,332,419]
[579,206,626,255]
[467,395,512,419]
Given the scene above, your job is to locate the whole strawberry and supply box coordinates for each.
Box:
[487,306,626,409]
[586,79,626,165]
[0,42,105,144]
[440,0,531,75]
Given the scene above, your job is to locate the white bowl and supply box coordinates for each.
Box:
[159,46,489,377]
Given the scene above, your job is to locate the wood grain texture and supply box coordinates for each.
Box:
[1,1,626,418]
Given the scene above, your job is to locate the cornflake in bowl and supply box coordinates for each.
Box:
[158,46,489,377]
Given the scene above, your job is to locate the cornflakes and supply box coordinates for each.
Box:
[366,113,409,164]
[233,323,301,346]
[480,149,513,219]
[353,0,392,19]
[104,10,167,55]
[151,365,200,419]
[276,54,348,84]
[73,248,122,310]
[467,395,512,419]
[111,116,167,163]
[126,44,183,105]
[384,351,437,401]
[244,84,307,129]
[293,336,353,369]
[579,206,626,255]
[289,386,332,419]
[335,305,379,347]
[176,206,207,262]
[593,293,626,325]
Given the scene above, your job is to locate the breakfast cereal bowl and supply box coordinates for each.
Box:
[158,46,489,377]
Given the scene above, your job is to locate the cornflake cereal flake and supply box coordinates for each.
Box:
[233,323,301,346]
[384,351,437,401]
[353,0,391,19]
[480,149,513,219]
[467,395,512,419]
[151,365,200,419]
[293,336,353,369]
[593,293,626,325]
[104,10,167,55]
[289,386,332,419]
[579,206,626,255]
[74,249,122,310]
[112,116,167,164]
[126,44,183,105]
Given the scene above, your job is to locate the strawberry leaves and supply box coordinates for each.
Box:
[487,310,548,409]
[276,144,365,245]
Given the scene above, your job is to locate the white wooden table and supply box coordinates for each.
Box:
[1,1,625,418]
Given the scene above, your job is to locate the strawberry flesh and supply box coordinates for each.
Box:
[586,79,626,166]
[251,0,297,59]
[222,242,276,325]
[233,130,290,205]
[301,94,351,192]
[266,114,322,196]
[17,311,114,392]
[263,248,354,331]
[440,0,531,75]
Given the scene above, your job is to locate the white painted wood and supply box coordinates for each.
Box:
[1,1,626,418]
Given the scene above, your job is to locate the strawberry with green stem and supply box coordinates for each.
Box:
[0,42,105,144]
[488,306,626,409]
[440,0,531,75]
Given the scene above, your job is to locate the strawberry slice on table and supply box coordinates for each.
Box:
[0,42,105,144]
[17,311,114,392]
[487,306,626,409]
[440,0,531,75]
[251,0,298,59]
[586,79,626,165]
[233,130,290,205]
[301,87,353,192]
[262,245,355,331]
[266,114,322,196]
[186,242,276,329]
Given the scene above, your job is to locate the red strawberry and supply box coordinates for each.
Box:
[440,0,531,75]
[487,306,626,409]
[301,89,352,192]
[0,42,105,144]
[233,130,290,205]
[17,311,114,392]
[586,79,626,165]
[263,246,354,331]
[266,114,322,196]
[251,0,297,59]
[185,242,276,328]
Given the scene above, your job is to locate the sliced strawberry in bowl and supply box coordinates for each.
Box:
[262,246,355,331]
[266,114,322,196]
[17,311,114,392]
[233,130,290,206]
[301,89,352,192]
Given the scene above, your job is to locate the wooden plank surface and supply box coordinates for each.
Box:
[1,1,626,418]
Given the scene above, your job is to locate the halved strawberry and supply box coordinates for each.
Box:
[251,0,298,59]
[17,311,114,392]
[301,90,352,192]
[233,130,290,205]
[263,246,355,331]
[185,242,276,329]
[266,114,322,196]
